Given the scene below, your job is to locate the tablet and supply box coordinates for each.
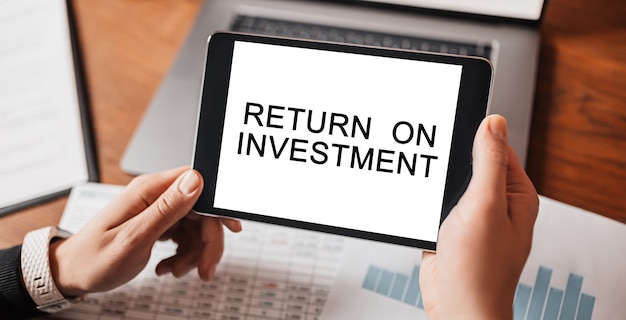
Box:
[192,32,491,251]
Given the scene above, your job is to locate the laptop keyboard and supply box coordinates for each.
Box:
[230,15,492,59]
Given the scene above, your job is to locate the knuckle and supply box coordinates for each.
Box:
[126,175,157,207]
[155,191,179,217]
[483,146,509,168]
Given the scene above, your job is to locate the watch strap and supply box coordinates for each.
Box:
[20,226,75,313]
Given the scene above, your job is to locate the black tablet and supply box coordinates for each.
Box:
[192,32,491,251]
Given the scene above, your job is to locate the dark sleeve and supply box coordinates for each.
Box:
[0,245,47,319]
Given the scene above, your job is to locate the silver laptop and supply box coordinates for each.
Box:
[121,0,545,175]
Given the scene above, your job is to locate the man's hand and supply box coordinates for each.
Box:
[420,115,539,320]
[48,167,241,297]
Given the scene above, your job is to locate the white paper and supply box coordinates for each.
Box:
[320,238,427,320]
[0,0,88,210]
[516,197,626,320]
[320,196,626,320]
[54,183,348,320]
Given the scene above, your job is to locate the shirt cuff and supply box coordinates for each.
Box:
[0,245,46,318]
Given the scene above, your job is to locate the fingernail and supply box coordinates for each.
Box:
[489,116,507,139]
[178,170,200,195]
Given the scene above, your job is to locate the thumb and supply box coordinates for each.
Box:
[127,169,204,242]
[465,115,509,201]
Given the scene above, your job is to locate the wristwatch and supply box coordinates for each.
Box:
[20,226,82,313]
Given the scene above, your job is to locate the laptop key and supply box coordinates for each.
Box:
[230,15,491,59]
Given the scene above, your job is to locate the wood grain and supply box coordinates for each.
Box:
[1,0,625,248]
[527,0,626,223]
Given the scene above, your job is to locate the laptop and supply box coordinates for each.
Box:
[121,0,545,175]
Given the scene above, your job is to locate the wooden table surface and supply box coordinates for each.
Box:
[1,0,625,248]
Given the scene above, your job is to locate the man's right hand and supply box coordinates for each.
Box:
[420,115,539,320]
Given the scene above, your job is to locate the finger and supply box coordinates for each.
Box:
[506,145,537,198]
[170,246,203,278]
[97,167,189,230]
[125,169,204,243]
[220,218,243,233]
[506,145,539,230]
[200,265,218,283]
[421,250,435,261]
[155,253,199,278]
[156,255,176,276]
[464,115,509,207]
[169,220,204,278]
[198,250,219,281]
[198,218,225,281]
[420,251,436,280]
[156,220,202,277]
[159,220,182,241]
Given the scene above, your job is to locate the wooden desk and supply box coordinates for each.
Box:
[1,0,625,248]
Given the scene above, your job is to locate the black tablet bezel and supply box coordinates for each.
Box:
[192,32,491,251]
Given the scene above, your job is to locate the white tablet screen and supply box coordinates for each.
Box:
[213,41,462,242]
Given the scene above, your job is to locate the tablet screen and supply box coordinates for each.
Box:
[212,41,462,243]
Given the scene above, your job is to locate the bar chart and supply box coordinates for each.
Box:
[362,264,424,310]
[361,264,595,320]
[514,266,595,320]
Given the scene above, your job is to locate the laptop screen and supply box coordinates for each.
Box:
[362,0,545,21]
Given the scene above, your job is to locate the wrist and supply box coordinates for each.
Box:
[49,238,88,297]
[21,226,84,313]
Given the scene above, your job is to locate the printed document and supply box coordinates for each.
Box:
[0,0,89,213]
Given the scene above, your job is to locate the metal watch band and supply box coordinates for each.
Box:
[20,226,76,313]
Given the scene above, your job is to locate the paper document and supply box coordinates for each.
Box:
[0,0,91,214]
[53,183,347,320]
[320,196,626,320]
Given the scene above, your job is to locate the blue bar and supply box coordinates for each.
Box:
[575,294,595,320]
[513,283,532,320]
[413,267,422,309]
[403,265,421,305]
[390,273,409,301]
[528,266,553,319]
[543,288,564,320]
[559,273,583,320]
[362,265,381,291]
[376,270,394,295]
